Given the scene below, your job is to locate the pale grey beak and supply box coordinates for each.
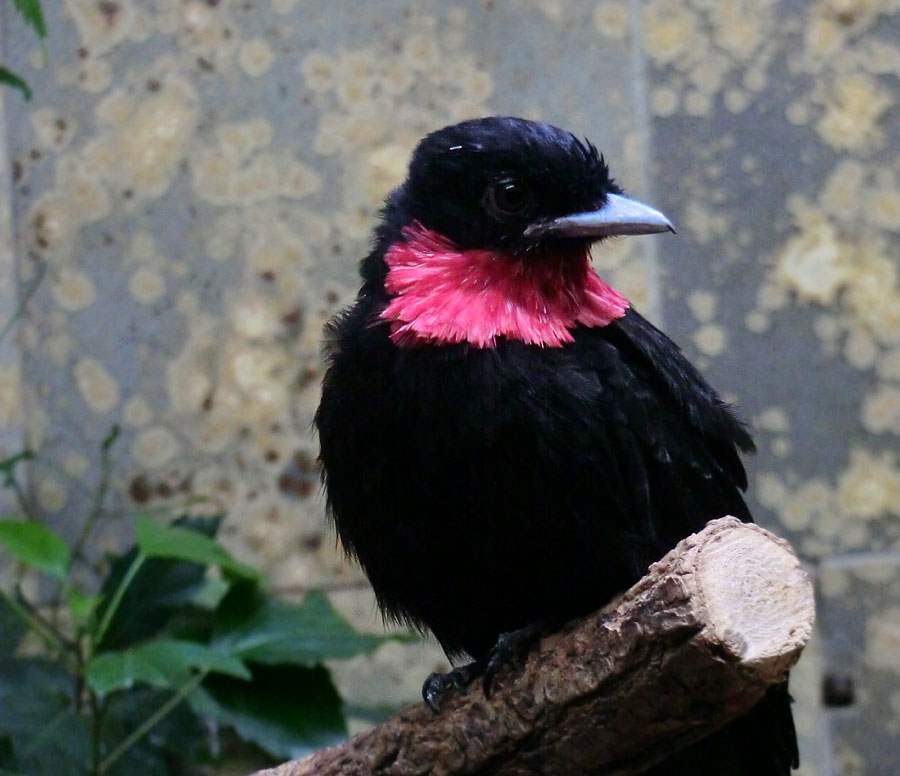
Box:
[523,193,675,240]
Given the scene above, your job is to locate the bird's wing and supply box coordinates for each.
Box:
[572,306,756,561]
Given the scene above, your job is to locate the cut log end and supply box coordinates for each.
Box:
[692,518,814,675]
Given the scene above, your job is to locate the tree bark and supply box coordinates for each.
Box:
[252,517,815,776]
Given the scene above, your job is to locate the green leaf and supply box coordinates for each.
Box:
[66,588,100,623]
[191,664,346,760]
[0,658,92,776]
[190,577,231,610]
[137,515,259,580]
[11,0,48,39]
[213,587,392,667]
[95,515,221,650]
[0,67,32,101]
[86,638,250,697]
[0,519,69,579]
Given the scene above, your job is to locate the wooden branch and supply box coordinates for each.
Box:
[252,517,814,776]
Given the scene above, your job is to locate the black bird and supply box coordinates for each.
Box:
[315,117,797,775]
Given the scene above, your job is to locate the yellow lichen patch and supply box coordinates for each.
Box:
[593,1,630,40]
[131,426,181,469]
[192,120,320,206]
[129,267,166,305]
[593,238,651,313]
[301,15,492,245]
[642,1,702,67]
[228,294,283,340]
[844,325,879,369]
[819,564,851,597]
[757,406,791,433]
[0,363,22,430]
[238,38,275,78]
[683,200,730,245]
[862,384,900,434]
[708,0,764,60]
[819,159,865,218]
[63,453,91,479]
[866,182,900,231]
[74,357,120,415]
[683,90,712,117]
[865,607,900,674]
[693,323,727,356]
[76,57,114,94]
[51,268,97,311]
[639,0,775,119]
[759,471,839,533]
[227,345,291,410]
[65,0,136,55]
[744,310,770,333]
[877,348,900,382]
[836,447,900,520]
[843,237,900,346]
[166,324,216,415]
[123,396,154,427]
[36,477,67,513]
[767,162,900,376]
[803,15,846,65]
[822,0,900,33]
[175,0,236,57]
[724,88,750,113]
[816,72,891,153]
[687,290,717,322]
[771,438,792,458]
[300,52,336,93]
[359,144,413,210]
[30,108,77,152]
[91,75,199,200]
[43,328,75,369]
[649,87,680,117]
[858,37,900,74]
[28,158,112,257]
[773,215,850,305]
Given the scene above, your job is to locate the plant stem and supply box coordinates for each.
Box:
[0,261,47,346]
[92,552,145,649]
[90,692,105,776]
[0,586,67,653]
[70,425,120,568]
[98,671,208,775]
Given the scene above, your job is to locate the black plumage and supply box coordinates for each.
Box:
[315,117,797,775]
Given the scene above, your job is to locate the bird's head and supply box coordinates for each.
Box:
[369,117,674,349]
[401,116,671,253]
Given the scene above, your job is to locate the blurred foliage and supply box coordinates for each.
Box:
[0,436,403,775]
[0,0,47,101]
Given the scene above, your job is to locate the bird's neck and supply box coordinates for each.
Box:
[380,222,628,348]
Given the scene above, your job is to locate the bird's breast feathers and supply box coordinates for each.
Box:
[380,222,629,348]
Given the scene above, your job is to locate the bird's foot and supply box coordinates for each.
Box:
[422,660,483,713]
[482,621,547,698]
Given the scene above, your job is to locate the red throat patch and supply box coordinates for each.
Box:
[380,223,629,348]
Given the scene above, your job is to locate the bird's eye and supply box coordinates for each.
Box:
[484,178,533,218]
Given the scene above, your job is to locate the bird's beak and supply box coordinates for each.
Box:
[523,193,675,241]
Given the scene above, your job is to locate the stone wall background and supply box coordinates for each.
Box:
[1,1,899,774]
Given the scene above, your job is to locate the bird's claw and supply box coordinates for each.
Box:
[422,661,482,713]
[482,622,546,698]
